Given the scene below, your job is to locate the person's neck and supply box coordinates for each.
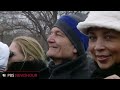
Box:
[53,59,63,65]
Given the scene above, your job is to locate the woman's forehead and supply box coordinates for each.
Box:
[87,27,119,34]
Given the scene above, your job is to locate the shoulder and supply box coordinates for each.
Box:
[39,67,50,79]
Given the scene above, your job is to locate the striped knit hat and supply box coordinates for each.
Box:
[53,14,89,55]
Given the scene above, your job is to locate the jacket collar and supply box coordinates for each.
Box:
[91,63,120,79]
[48,53,87,74]
[7,60,46,71]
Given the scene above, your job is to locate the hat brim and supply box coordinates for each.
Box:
[77,21,120,35]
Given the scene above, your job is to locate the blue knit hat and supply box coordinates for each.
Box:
[53,14,89,55]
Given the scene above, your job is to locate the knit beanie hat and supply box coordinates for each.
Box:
[0,42,10,71]
[77,11,120,35]
[53,14,89,55]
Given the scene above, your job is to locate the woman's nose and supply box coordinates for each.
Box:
[94,39,105,51]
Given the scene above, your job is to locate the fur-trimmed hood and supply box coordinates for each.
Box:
[77,11,120,34]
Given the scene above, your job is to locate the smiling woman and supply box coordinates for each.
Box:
[77,11,120,79]
[88,27,120,69]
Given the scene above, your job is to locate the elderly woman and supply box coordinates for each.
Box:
[77,11,120,79]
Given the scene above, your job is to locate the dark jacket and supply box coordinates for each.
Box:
[48,54,93,79]
[91,63,120,79]
[6,60,50,79]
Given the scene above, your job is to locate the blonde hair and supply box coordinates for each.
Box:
[12,36,47,63]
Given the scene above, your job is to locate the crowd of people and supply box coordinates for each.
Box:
[0,11,120,79]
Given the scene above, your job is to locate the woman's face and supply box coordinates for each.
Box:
[9,41,25,64]
[88,27,120,69]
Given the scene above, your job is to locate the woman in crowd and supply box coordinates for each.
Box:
[77,11,120,79]
[7,36,49,79]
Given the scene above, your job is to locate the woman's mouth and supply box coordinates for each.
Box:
[96,55,111,64]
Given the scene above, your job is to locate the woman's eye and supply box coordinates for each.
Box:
[104,32,116,40]
[105,35,114,40]
[105,36,111,39]
[88,35,96,41]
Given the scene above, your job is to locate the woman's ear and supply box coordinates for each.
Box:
[28,56,34,61]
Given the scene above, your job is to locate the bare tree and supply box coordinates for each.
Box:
[0,11,89,51]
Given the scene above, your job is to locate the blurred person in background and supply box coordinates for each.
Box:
[0,42,10,72]
[7,36,49,79]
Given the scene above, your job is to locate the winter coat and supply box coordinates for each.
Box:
[91,63,120,79]
[48,54,93,79]
[6,60,50,79]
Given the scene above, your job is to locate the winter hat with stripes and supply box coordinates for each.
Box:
[53,14,89,55]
